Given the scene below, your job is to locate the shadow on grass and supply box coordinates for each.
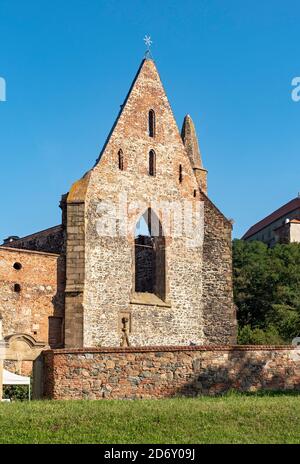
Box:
[220,389,300,397]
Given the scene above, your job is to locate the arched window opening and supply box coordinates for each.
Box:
[135,209,166,300]
[179,164,183,183]
[118,149,124,171]
[149,150,156,176]
[148,110,156,137]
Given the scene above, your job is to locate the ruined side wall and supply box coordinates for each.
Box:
[0,247,65,347]
[3,225,64,254]
[201,194,237,344]
[43,346,300,399]
[64,202,85,348]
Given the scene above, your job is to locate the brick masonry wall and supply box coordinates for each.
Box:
[42,346,300,399]
[0,247,65,347]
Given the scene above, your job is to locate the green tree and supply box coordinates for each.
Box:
[233,240,300,344]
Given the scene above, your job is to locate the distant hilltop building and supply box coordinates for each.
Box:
[242,196,300,246]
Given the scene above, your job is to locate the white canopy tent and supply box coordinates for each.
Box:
[2,369,31,401]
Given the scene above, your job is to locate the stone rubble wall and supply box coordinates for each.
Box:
[42,346,300,399]
[3,225,64,254]
[201,193,237,344]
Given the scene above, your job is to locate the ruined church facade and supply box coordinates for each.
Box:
[0,59,236,365]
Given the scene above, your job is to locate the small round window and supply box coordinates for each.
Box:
[13,262,22,270]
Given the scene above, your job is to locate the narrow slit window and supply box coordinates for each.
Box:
[149,150,156,176]
[14,283,21,293]
[179,164,183,183]
[148,110,155,138]
[118,149,124,171]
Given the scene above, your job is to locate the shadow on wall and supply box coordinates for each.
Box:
[49,255,66,348]
[40,347,300,400]
[176,349,300,396]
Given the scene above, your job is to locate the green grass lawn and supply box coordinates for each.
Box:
[1,393,300,444]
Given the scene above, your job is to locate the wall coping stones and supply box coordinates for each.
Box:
[0,246,60,258]
[43,344,297,355]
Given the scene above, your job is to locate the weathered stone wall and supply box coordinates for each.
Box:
[201,193,237,344]
[0,247,65,348]
[64,201,85,348]
[3,225,64,254]
[82,59,205,347]
[42,346,300,399]
[59,58,237,348]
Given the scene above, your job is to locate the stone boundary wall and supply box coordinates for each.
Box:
[42,345,300,399]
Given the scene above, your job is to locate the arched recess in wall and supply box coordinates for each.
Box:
[134,208,166,301]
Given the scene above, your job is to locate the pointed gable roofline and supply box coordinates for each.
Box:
[94,59,149,166]
[68,59,151,202]
[94,57,192,166]
[67,58,231,227]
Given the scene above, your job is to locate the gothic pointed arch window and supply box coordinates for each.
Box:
[118,149,124,171]
[148,109,156,137]
[149,150,156,176]
[135,208,166,300]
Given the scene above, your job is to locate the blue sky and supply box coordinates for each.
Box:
[0,0,299,240]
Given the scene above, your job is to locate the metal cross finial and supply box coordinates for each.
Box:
[143,35,153,59]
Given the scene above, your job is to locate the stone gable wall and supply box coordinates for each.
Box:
[61,59,236,348]
[42,346,300,399]
[82,59,205,347]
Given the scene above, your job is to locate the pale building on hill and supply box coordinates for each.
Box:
[242,196,300,246]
